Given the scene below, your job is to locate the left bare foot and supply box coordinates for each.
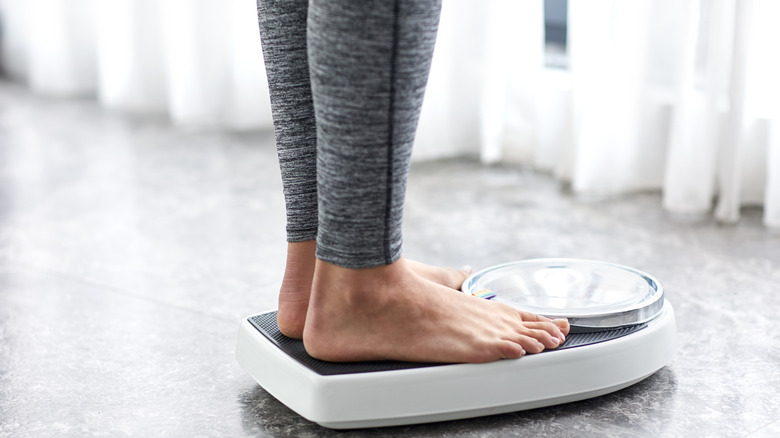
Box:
[276,241,317,339]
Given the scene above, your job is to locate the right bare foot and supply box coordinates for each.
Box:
[303,257,570,363]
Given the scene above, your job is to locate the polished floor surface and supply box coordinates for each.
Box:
[1,81,779,437]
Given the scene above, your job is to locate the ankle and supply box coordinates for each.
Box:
[284,240,316,269]
[312,258,407,299]
[280,240,315,285]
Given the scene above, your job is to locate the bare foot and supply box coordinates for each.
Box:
[405,259,472,290]
[303,257,570,363]
[276,241,473,339]
[276,240,317,339]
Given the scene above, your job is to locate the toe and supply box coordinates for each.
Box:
[513,321,566,344]
[497,340,526,359]
[553,318,570,336]
[516,336,546,354]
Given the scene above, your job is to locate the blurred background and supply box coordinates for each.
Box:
[0,0,779,225]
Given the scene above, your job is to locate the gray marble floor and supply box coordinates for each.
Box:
[1,80,779,437]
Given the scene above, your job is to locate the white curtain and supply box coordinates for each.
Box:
[1,0,778,225]
[0,0,271,129]
[476,0,780,226]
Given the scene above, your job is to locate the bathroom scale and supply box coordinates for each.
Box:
[236,258,677,429]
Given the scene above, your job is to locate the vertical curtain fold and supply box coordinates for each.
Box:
[713,0,751,223]
[753,0,780,227]
[478,0,544,165]
[25,0,97,96]
[663,0,722,217]
[95,0,168,113]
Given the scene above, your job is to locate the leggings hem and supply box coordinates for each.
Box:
[316,245,402,269]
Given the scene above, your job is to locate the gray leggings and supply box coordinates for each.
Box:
[257,0,442,269]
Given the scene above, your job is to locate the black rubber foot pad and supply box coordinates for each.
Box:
[248,312,646,376]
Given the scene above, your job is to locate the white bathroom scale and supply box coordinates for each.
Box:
[236,258,677,429]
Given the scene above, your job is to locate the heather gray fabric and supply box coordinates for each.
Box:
[257,0,441,268]
[257,0,318,243]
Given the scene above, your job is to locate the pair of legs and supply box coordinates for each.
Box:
[257,0,568,363]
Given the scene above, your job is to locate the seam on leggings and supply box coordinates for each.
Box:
[384,0,401,265]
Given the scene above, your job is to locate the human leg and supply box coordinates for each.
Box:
[258,0,477,338]
[257,0,317,243]
[303,0,569,362]
[257,0,317,338]
[309,0,437,268]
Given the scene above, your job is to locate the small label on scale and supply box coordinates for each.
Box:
[471,289,497,300]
